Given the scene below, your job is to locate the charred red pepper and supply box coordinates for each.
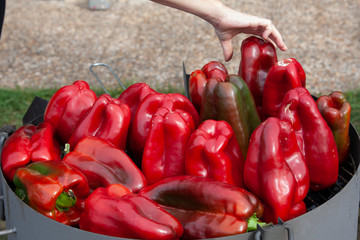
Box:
[1,122,61,181]
[13,161,90,226]
[142,107,195,185]
[278,87,339,191]
[44,80,97,144]
[262,58,306,118]
[68,94,130,150]
[80,184,183,240]
[63,136,146,193]
[185,119,245,187]
[238,36,278,119]
[244,117,309,224]
[316,91,351,165]
[139,175,264,239]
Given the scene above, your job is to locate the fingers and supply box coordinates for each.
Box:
[261,20,287,51]
[220,39,234,62]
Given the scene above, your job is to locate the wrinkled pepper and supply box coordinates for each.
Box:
[1,122,61,181]
[142,107,195,185]
[278,87,339,191]
[80,184,183,240]
[68,94,130,150]
[13,160,90,226]
[44,80,97,144]
[185,119,245,187]
[139,175,264,239]
[244,117,309,224]
[316,91,351,165]
[63,136,146,193]
[262,58,306,118]
[200,75,261,158]
[238,36,278,119]
[189,61,228,112]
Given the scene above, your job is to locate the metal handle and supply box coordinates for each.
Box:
[254,218,294,240]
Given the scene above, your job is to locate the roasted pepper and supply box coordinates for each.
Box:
[316,91,351,165]
[243,117,309,224]
[185,119,245,187]
[13,160,90,226]
[63,136,146,193]
[238,36,278,119]
[139,175,264,239]
[1,122,61,181]
[79,184,183,240]
[44,80,97,144]
[262,58,306,118]
[278,87,339,191]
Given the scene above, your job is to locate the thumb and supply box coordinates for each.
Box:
[220,39,233,62]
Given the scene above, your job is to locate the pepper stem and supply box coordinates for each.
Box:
[63,143,71,155]
[56,189,77,212]
[247,213,272,232]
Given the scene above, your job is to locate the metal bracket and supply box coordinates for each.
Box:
[254,218,294,240]
[182,61,190,100]
[0,227,16,236]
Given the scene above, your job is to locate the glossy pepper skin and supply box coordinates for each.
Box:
[244,117,309,224]
[68,94,130,150]
[80,184,183,240]
[278,87,339,191]
[1,122,61,181]
[142,107,195,185]
[200,75,261,158]
[44,80,97,144]
[238,36,278,119]
[262,58,306,118]
[139,175,264,239]
[185,119,245,187]
[63,136,146,193]
[316,91,351,164]
[13,161,90,226]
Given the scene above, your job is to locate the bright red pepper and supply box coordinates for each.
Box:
[139,175,264,239]
[142,107,195,185]
[238,36,278,119]
[1,122,61,181]
[278,87,339,191]
[185,119,245,187]
[80,184,183,240]
[262,58,306,118]
[68,94,130,150]
[44,80,97,144]
[316,91,351,165]
[63,136,146,193]
[244,117,309,224]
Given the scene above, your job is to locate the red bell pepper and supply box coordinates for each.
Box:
[244,117,309,224]
[139,175,264,239]
[316,91,351,165]
[1,122,61,181]
[185,119,245,187]
[142,107,195,185]
[68,94,130,150]
[63,136,146,193]
[238,36,278,119]
[80,184,183,240]
[13,160,90,226]
[278,87,339,191]
[262,58,306,118]
[44,80,97,144]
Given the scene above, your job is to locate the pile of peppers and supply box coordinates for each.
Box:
[0,36,352,240]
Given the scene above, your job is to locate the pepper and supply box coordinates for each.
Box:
[238,36,278,119]
[185,119,245,187]
[79,184,183,240]
[67,94,130,150]
[316,91,351,165]
[13,160,90,226]
[44,80,97,144]
[1,122,61,181]
[278,87,339,191]
[139,175,264,239]
[262,58,306,118]
[243,117,309,224]
[142,107,195,185]
[63,136,146,193]
[200,75,261,158]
